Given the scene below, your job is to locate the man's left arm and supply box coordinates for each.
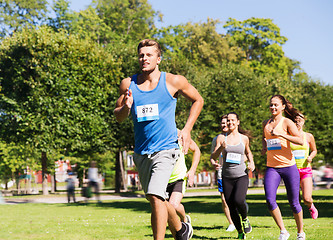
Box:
[174,75,204,154]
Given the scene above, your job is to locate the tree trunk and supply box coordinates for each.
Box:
[50,174,55,193]
[26,177,31,194]
[209,172,214,187]
[41,152,49,195]
[115,149,127,193]
[121,151,128,192]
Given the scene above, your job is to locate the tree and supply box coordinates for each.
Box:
[224,17,296,79]
[47,0,75,31]
[0,26,123,194]
[94,0,161,41]
[294,78,333,164]
[0,141,38,191]
[68,6,115,44]
[157,19,245,67]
[0,0,47,38]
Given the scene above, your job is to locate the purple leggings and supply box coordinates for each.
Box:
[264,164,302,214]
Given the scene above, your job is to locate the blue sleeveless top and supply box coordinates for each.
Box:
[130,72,178,155]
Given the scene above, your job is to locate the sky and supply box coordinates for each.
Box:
[67,0,333,86]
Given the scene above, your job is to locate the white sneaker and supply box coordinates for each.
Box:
[226,224,236,232]
[278,231,290,240]
[297,232,306,240]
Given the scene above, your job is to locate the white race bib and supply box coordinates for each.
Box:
[226,152,241,164]
[292,150,306,159]
[137,104,159,122]
[267,138,282,151]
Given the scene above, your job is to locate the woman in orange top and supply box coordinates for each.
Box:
[262,95,305,240]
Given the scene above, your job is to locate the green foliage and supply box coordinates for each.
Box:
[224,17,296,79]
[157,19,245,67]
[68,6,116,44]
[47,0,75,31]
[94,0,161,41]
[0,0,47,38]
[0,25,123,156]
[294,79,333,163]
[0,141,39,183]
[0,1,332,178]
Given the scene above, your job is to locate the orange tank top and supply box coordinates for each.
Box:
[264,117,296,168]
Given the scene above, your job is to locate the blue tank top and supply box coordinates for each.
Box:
[130,72,178,154]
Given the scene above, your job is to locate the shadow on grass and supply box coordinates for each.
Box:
[165,231,224,240]
[94,200,151,213]
[69,191,333,218]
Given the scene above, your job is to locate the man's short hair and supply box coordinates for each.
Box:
[137,39,162,57]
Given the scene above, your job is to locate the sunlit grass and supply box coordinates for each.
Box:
[0,189,331,239]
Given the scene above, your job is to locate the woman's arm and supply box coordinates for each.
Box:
[261,119,269,155]
[272,118,304,145]
[186,139,201,187]
[244,135,255,172]
[210,134,225,161]
[306,132,317,163]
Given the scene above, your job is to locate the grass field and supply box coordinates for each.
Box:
[0,188,332,239]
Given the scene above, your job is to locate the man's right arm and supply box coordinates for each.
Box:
[114,78,133,123]
[210,135,224,162]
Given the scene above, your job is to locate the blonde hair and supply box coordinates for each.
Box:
[137,39,162,57]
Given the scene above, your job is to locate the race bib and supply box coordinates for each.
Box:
[137,104,159,122]
[267,138,282,151]
[292,150,306,159]
[226,152,241,164]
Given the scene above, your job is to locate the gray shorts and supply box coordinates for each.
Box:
[134,148,180,200]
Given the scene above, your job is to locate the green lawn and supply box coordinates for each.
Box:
[0,189,332,239]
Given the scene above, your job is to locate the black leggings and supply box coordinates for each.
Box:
[222,175,249,232]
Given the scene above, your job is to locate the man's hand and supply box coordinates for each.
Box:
[179,129,191,154]
[122,88,133,109]
[186,170,195,187]
[210,159,221,170]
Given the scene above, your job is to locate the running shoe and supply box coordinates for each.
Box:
[309,204,318,219]
[176,222,193,240]
[237,232,246,239]
[185,214,192,224]
[297,232,306,240]
[278,231,290,240]
[242,218,252,233]
[226,224,236,232]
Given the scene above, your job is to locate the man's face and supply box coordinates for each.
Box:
[138,46,161,72]
[221,118,228,133]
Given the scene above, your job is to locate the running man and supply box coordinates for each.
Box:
[114,39,203,240]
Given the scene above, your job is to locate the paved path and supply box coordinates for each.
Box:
[3,193,144,204]
[2,188,287,205]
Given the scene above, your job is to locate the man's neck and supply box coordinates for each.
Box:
[140,68,161,83]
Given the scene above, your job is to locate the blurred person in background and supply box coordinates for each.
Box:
[88,161,101,203]
[65,171,76,203]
